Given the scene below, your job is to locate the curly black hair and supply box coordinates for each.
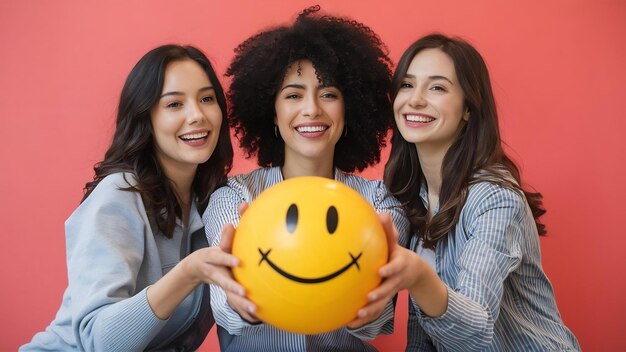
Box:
[226,5,393,172]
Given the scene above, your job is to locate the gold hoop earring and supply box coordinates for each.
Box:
[274,125,279,138]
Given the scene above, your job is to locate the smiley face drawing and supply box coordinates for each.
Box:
[232,176,388,334]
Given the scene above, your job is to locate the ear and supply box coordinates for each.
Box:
[273,116,278,124]
[463,108,470,122]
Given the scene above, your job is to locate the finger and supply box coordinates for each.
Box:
[346,305,382,329]
[227,293,260,322]
[237,202,249,216]
[345,309,370,329]
[378,213,398,259]
[346,317,368,329]
[201,249,239,268]
[354,300,386,324]
[378,249,406,278]
[239,312,260,324]
[219,223,235,253]
[367,276,402,302]
[212,272,245,296]
[227,291,257,315]
[378,260,398,279]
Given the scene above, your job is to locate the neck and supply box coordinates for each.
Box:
[415,143,448,198]
[281,154,334,180]
[160,162,196,208]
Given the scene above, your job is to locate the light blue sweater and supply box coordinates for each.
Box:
[20,173,212,351]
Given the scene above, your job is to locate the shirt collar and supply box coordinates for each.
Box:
[419,182,429,206]
[419,182,441,214]
[271,166,344,182]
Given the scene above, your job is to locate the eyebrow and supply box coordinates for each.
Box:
[160,86,214,98]
[279,83,337,92]
[404,73,454,85]
[280,84,305,92]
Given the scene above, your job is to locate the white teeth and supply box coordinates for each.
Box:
[180,132,208,140]
[405,115,434,123]
[296,125,327,133]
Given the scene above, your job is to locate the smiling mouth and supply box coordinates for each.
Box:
[179,131,209,140]
[258,248,362,284]
[404,114,435,123]
[295,125,329,133]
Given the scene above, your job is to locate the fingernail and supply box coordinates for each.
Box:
[369,293,377,301]
[248,304,255,313]
[358,309,366,318]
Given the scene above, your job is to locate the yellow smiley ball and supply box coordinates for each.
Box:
[232,176,388,334]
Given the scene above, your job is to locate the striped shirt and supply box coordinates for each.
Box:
[203,167,410,352]
[406,181,580,351]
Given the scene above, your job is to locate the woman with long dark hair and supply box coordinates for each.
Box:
[359,34,580,351]
[21,45,242,351]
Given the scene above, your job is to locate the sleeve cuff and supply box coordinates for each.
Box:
[411,287,492,349]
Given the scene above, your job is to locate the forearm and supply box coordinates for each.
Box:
[408,262,448,318]
[410,289,494,351]
[146,261,199,319]
[78,288,167,351]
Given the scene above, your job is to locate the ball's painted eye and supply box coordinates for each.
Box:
[286,203,298,233]
[326,206,338,234]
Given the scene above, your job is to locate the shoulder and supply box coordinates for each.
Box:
[335,172,404,215]
[89,171,137,192]
[208,167,278,209]
[463,181,528,222]
[222,167,282,202]
[66,172,148,244]
[467,181,525,205]
[71,172,146,227]
[204,168,281,237]
[336,172,385,198]
[83,172,141,205]
[466,167,524,207]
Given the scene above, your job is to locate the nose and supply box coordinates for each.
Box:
[408,89,427,109]
[302,94,322,118]
[187,102,205,125]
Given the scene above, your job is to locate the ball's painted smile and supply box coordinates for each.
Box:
[258,248,362,284]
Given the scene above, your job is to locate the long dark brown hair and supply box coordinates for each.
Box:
[83,45,233,238]
[384,34,545,247]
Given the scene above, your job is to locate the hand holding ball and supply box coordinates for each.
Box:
[232,176,388,334]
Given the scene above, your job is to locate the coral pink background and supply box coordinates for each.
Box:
[1,0,625,350]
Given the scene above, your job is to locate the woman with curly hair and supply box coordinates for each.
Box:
[357,34,580,351]
[21,45,244,351]
[202,6,409,351]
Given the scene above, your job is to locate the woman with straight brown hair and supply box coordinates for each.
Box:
[358,34,580,351]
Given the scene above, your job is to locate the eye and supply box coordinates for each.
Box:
[430,85,447,92]
[286,203,298,233]
[400,81,413,89]
[321,92,338,99]
[201,95,214,103]
[326,206,338,234]
[166,101,182,109]
[285,93,300,99]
